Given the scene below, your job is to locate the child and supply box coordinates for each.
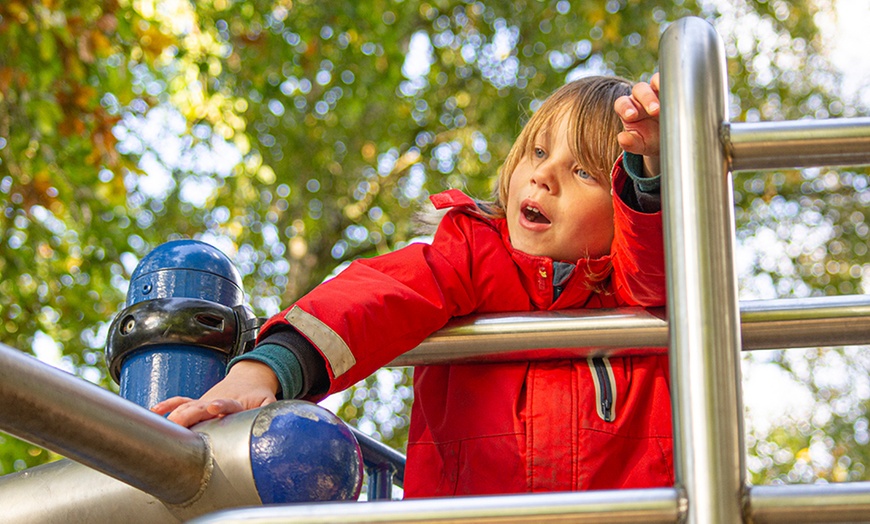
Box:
[154,73,672,496]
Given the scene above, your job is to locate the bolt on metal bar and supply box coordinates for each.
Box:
[727,118,870,172]
[660,17,745,524]
[188,487,682,524]
[0,342,210,505]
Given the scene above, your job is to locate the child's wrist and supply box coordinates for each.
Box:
[228,360,280,394]
[642,154,661,179]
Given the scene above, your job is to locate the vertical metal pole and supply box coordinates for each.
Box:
[366,465,395,501]
[659,17,746,523]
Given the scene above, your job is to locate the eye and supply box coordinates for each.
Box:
[533,146,546,159]
[574,168,591,179]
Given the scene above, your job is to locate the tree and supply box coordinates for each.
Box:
[2,0,868,489]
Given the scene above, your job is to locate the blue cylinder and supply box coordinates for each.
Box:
[106,240,256,408]
[118,345,228,410]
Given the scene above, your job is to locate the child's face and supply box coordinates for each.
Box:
[506,115,614,262]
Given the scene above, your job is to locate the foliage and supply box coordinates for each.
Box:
[745,348,870,484]
[1,0,869,491]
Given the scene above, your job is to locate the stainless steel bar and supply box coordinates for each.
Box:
[728,118,870,171]
[391,295,870,365]
[0,342,209,505]
[0,408,264,523]
[748,482,870,523]
[740,295,870,350]
[188,488,682,524]
[394,307,668,365]
[660,17,745,524]
[0,458,187,523]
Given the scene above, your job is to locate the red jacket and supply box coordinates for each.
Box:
[259,158,673,497]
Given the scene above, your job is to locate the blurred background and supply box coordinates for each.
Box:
[1,0,869,489]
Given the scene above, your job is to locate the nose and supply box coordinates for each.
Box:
[530,161,558,194]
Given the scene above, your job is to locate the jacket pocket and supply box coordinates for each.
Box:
[587,357,617,422]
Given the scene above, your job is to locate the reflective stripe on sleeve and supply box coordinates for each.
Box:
[284,305,356,377]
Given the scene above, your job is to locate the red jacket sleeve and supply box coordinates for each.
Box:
[257,210,483,395]
[610,156,666,307]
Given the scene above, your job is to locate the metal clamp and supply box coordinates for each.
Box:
[105,297,262,382]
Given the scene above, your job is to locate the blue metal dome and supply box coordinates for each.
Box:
[126,239,244,307]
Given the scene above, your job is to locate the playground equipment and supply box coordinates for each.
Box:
[0,240,365,522]
[2,14,870,524]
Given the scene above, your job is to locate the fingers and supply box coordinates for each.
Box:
[650,72,660,92]
[629,81,660,118]
[151,396,194,415]
[164,399,230,427]
[153,394,273,428]
[614,95,643,122]
[152,396,242,427]
[614,73,662,160]
[614,74,661,123]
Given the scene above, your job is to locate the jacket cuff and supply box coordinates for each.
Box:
[622,152,661,193]
[617,153,662,214]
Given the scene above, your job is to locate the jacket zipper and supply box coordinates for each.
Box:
[588,357,616,422]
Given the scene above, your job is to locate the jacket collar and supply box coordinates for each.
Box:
[497,219,612,310]
[429,189,613,309]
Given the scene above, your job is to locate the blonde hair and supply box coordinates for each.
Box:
[487,76,632,217]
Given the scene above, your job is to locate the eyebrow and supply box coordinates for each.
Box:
[532,125,552,148]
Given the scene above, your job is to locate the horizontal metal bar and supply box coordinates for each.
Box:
[0,342,209,505]
[0,406,266,523]
[740,295,870,350]
[189,487,682,524]
[177,481,870,524]
[0,458,186,523]
[392,307,668,365]
[392,295,870,366]
[748,481,870,523]
[727,118,870,171]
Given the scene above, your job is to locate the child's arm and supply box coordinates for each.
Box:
[614,73,661,178]
[151,360,280,427]
[154,208,486,428]
[609,73,666,307]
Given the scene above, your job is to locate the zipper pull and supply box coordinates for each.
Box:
[602,397,612,422]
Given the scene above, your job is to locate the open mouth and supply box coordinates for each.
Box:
[522,205,551,224]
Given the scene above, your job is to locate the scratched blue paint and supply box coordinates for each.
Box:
[250,401,363,503]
